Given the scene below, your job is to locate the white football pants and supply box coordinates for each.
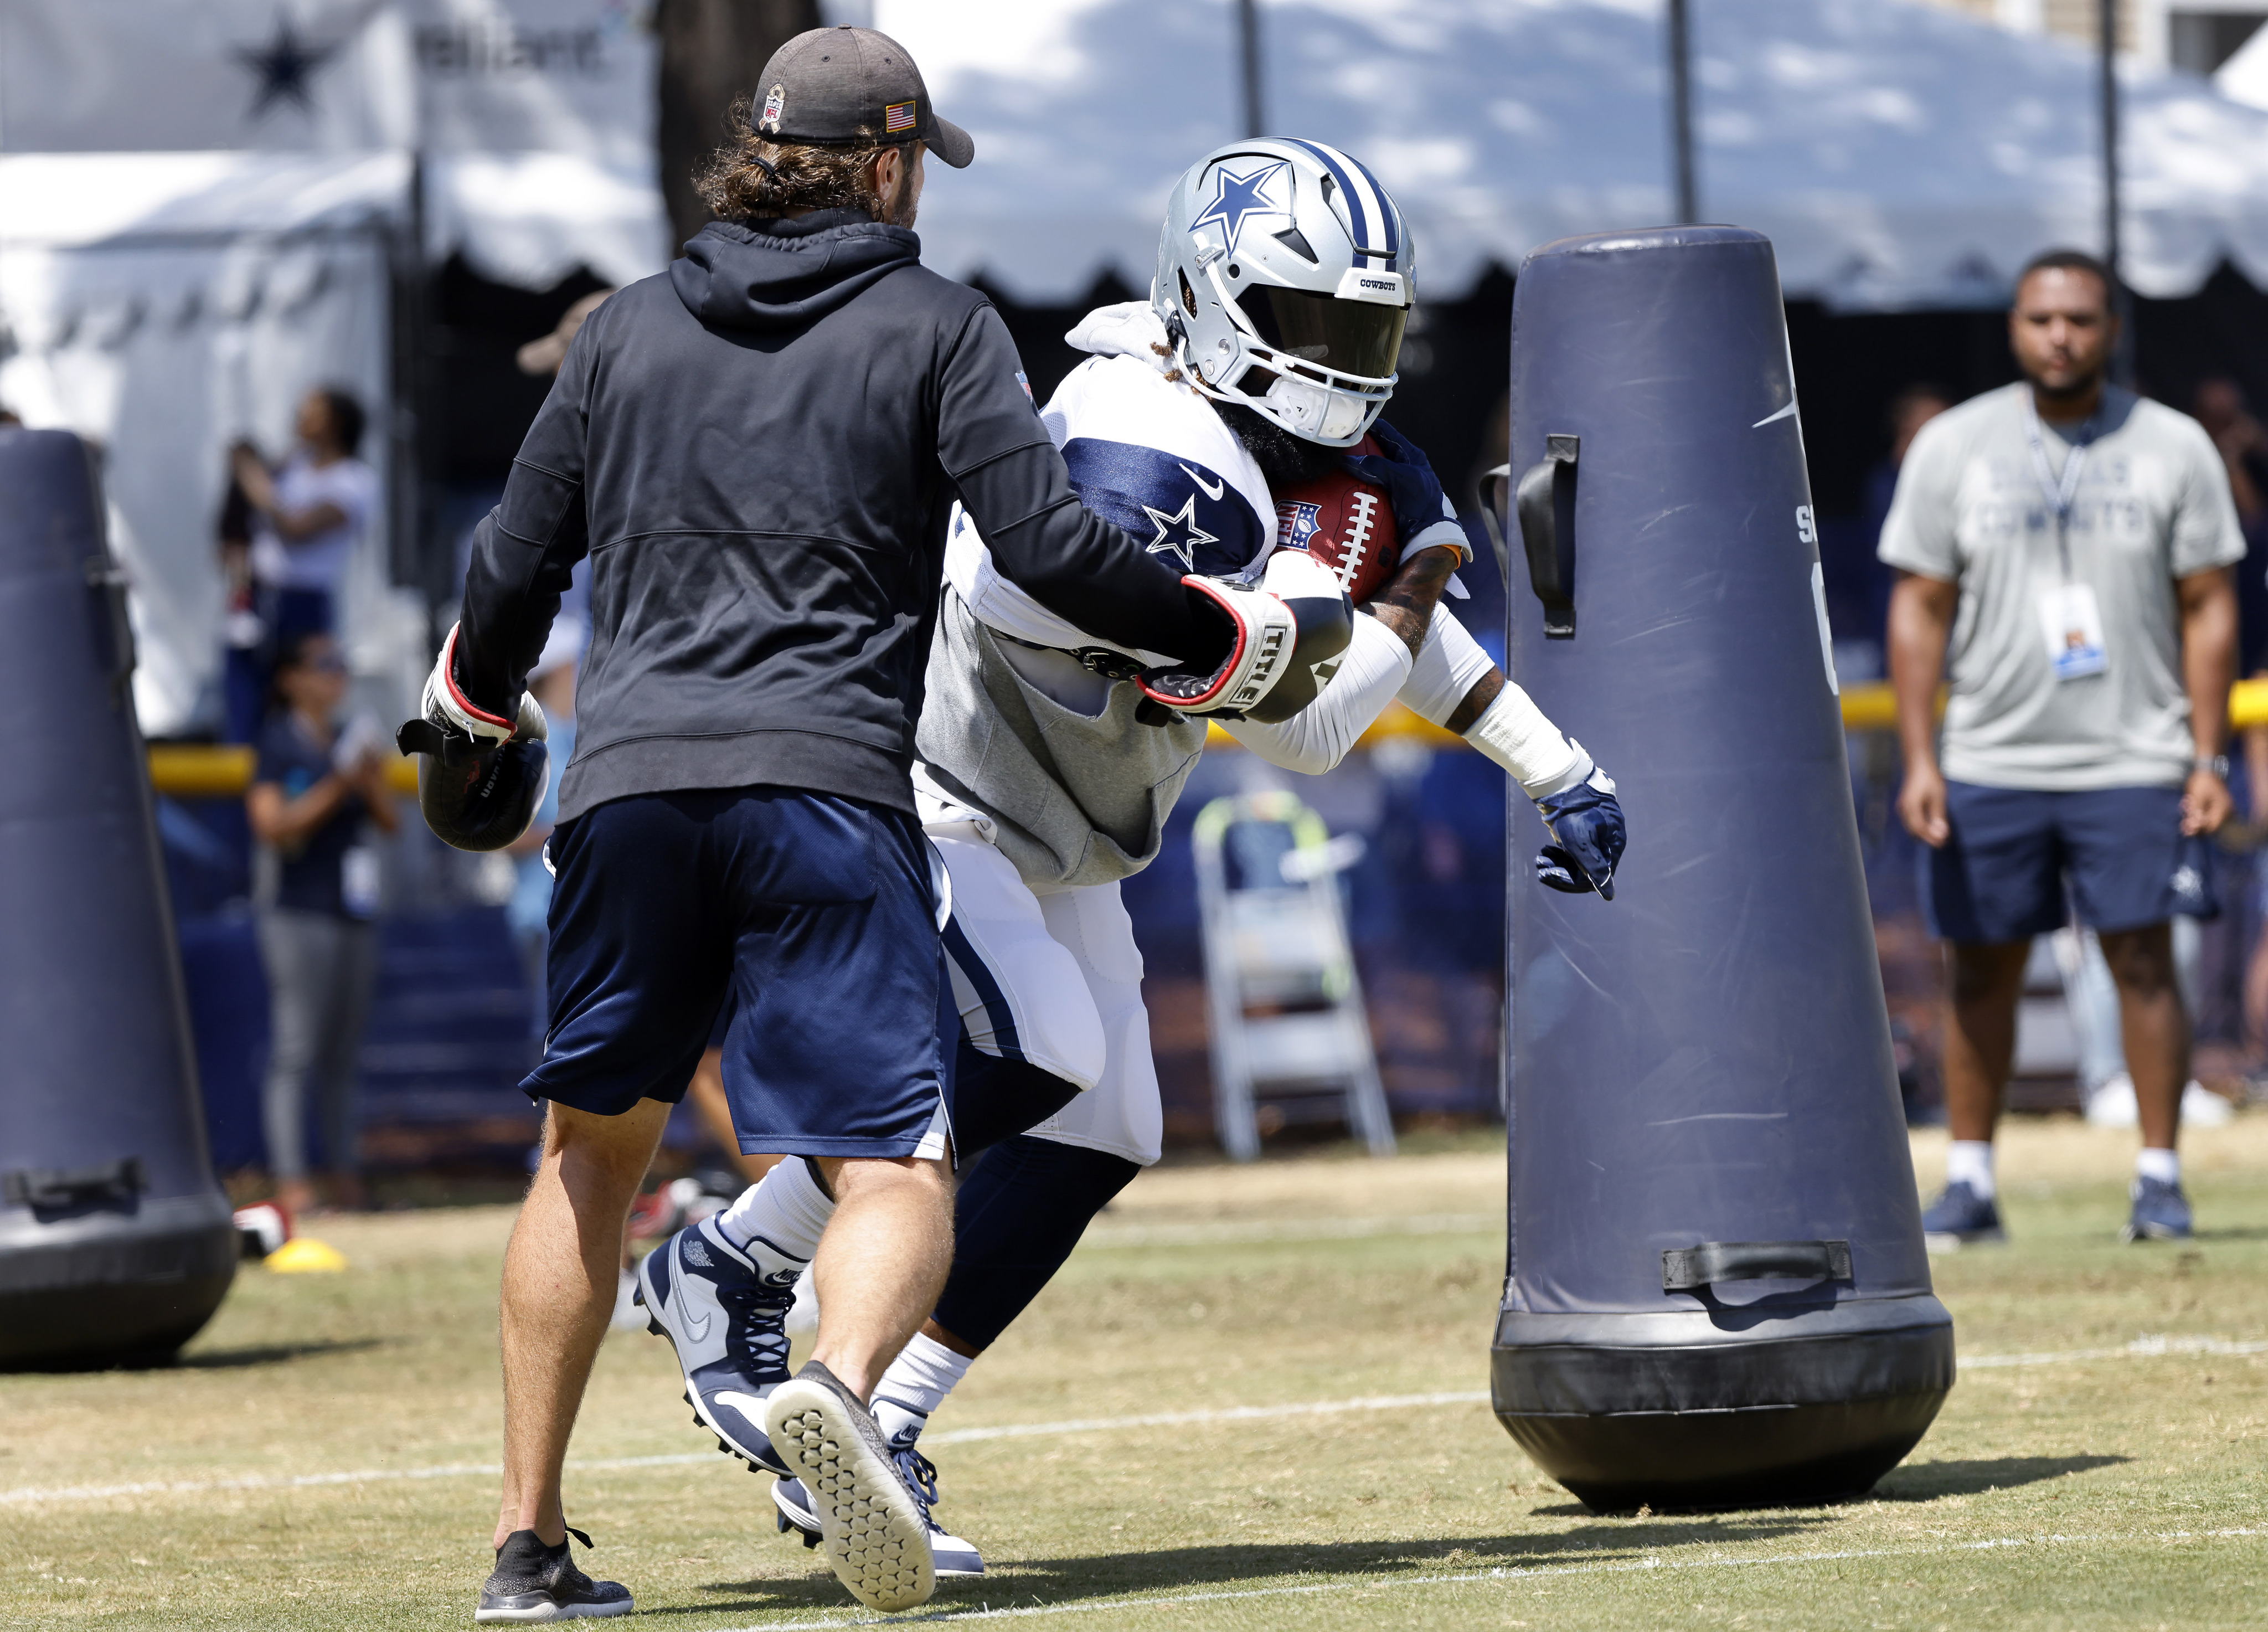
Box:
[929,823,1164,1167]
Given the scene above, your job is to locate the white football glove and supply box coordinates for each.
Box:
[417,622,545,747]
[1137,576,1302,720]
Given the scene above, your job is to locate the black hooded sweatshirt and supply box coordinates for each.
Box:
[457,212,1220,822]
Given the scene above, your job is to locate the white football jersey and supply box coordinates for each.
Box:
[944,304,1277,662]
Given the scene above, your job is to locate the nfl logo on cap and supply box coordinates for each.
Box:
[760,84,785,132]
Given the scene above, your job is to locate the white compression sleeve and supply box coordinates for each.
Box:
[1396,611,1586,799]
[1220,610,1414,774]
[1396,609,1498,726]
[1466,683,1587,799]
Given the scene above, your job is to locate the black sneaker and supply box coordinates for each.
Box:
[475,1528,632,1623]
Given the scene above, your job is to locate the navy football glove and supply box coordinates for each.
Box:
[1534,762,1625,901]
[1343,419,1457,559]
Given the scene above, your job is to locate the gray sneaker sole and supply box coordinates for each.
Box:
[764,1380,936,1612]
[473,1589,634,1622]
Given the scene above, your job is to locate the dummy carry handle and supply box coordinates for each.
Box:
[4,1156,145,1211]
[1515,434,1579,639]
[1661,1238,1852,1292]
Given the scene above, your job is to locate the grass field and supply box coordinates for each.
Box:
[6,1118,2266,1630]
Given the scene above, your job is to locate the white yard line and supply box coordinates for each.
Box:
[700,1527,2268,1630]
[1078,1214,1496,1248]
[4,1331,2259,1510]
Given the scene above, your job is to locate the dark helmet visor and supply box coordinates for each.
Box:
[1236,285,1408,380]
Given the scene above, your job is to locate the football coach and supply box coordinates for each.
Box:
[421,26,1268,1619]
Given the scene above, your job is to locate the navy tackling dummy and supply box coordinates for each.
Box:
[633,139,1628,1574]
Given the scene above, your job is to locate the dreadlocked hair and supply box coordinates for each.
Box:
[695,96,915,223]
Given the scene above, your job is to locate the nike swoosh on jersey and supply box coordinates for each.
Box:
[1179,462,1226,501]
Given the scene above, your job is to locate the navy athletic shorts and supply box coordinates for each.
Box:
[524,786,955,1158]
[1922,780,2190,944]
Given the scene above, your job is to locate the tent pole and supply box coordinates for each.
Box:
[1668,0,1698,225]
[2100,0,2135,385]
[1238,0,1264,138]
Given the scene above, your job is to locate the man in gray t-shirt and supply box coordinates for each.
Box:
[1880,249,2242,1248]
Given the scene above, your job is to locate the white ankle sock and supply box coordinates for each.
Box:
[872,1333,975,1444]
[1945,1140,1996,1199]
[715,1157,834,1262]
[2136,1147,2181,1186]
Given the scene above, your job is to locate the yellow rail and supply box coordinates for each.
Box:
[145,679,2268,794]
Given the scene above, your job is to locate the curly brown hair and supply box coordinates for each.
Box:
[695,96,917,224]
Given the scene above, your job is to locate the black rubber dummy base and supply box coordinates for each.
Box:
[1492,1302,1954,1512]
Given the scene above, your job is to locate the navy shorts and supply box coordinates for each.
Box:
[1922,781,2192,944]
[524,786,954,1158]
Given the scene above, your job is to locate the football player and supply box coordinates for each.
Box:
[634,138,1627,1573]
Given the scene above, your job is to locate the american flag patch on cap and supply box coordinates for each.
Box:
[884,100,917,134]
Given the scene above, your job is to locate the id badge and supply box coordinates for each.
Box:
[341,845,381,920]
[2037,583,2108,681]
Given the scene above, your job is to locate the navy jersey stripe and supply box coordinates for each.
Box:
[1060,436,1266,580]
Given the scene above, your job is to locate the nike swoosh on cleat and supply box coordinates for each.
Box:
[1179,464,1225,501]
[710,1388,771,1425]
[681,1307,712,1344]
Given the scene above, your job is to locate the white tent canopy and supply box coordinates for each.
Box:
[881,0,2268,310]
[0,152,422,735]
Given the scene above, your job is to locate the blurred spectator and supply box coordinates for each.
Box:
[1853,385,1952,648]
[517,289,615,378]
[222,388,378,742]
[1883,250,2242,1245]
[246,630,398,1215]
[2192,379,2268,1053]
[504,621,584,1036]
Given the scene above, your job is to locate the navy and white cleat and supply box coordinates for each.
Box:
[475,1528,632,1623]
[633,1213,805,1475]
[2123,1175,2194,1242]
[1920,1180,2005,1253]
[772,1444,984,1577]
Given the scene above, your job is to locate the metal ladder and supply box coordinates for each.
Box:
[1192,790,1396,1161]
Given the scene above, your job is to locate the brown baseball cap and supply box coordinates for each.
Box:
[751,25,974,170]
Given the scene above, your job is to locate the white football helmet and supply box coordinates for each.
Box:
[1152,137,1414,447]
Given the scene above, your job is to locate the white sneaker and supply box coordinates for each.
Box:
[2183,1080,2234,1128]
[2085,1073,2140,1128]
[2087,1073,2235,1129]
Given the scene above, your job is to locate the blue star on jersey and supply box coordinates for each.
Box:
[1191,159,1290,253]
[1061,437,1264,581]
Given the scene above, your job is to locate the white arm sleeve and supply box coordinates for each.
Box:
[1220,611,1415,774]
[1398,611,1587,799]
[1396,610,1498,726]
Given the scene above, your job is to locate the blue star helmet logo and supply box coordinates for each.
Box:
[1190,159,1290,254]
[234,13,341,121]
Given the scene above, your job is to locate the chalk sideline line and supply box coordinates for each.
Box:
[4,1332,2260,1510]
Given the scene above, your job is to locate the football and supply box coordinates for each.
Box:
[1272,436,1395,604]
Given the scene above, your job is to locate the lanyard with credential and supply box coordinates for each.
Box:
[2020,394,2101,582]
